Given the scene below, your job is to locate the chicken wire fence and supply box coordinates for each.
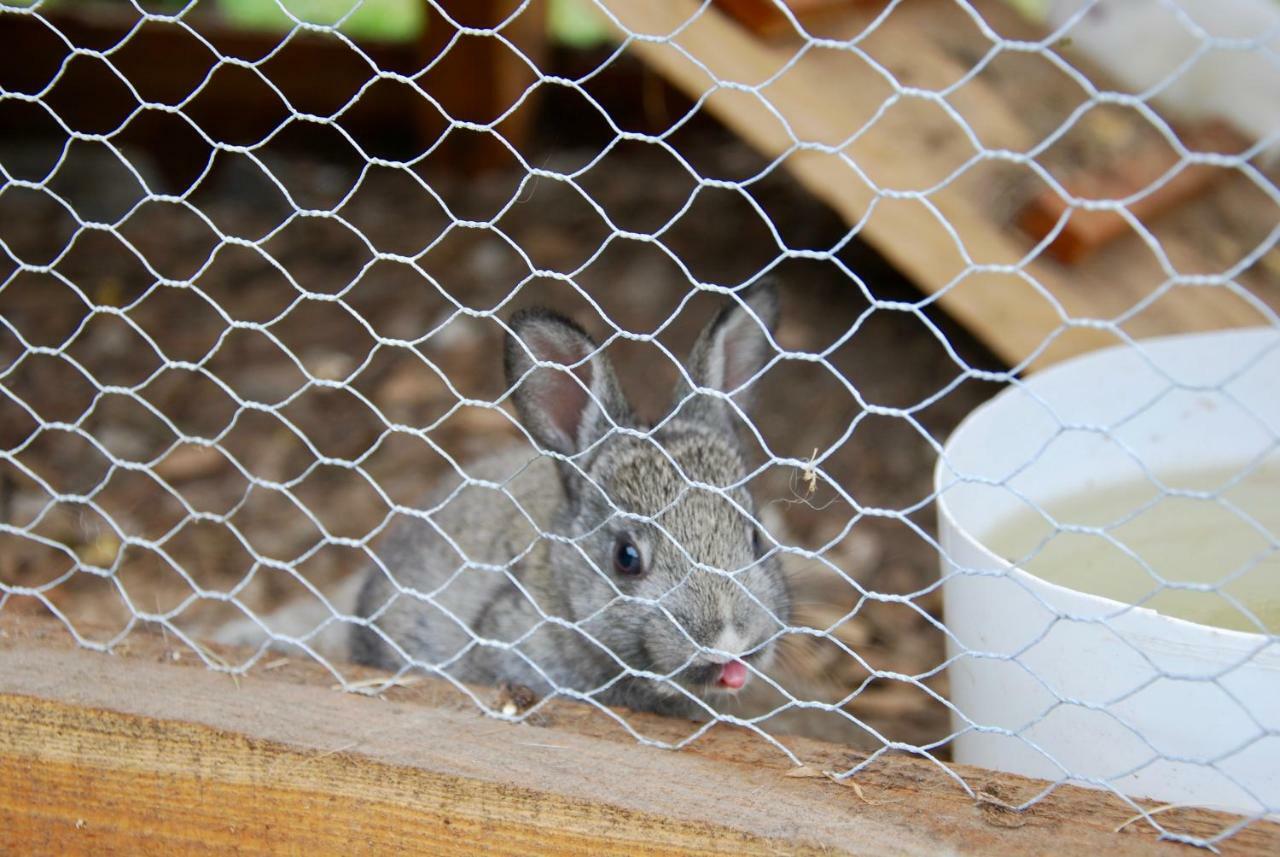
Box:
[1,0,1278,849]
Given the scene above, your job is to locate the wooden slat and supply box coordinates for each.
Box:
[712,0,877,36]
[600,0,1279,370]
[416,0,549,171]
[1017,123,1249,264]
[1,616,1278,855]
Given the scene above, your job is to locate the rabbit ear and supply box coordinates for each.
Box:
[673,281,780,425]
[505,309,631,457]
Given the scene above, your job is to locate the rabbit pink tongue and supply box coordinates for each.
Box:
[718,660,748,689]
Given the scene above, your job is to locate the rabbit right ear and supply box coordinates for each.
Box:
[672,280,780,427]
[504,309,632,457]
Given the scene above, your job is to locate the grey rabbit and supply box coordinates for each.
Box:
[349,282,791,718]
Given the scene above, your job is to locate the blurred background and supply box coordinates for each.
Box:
[1,0,1276,754]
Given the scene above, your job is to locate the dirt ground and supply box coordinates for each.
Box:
[0,76,1007,755]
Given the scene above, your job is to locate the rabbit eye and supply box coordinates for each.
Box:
[752,527,764,556]
[613,537,644,576]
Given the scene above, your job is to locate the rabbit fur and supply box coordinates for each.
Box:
[349,282,792,717]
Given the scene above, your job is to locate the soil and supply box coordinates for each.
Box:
[0,70,1004,755]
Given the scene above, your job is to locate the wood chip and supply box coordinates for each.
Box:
[1114,803,1189,834]
[783,766,898,805]
[153,445,227,483]
[337,676,424,695]
[76,534,120,568]
[376,362,442,407]
[976,789,1031,829]
[784,765,830,779]
[495,682,540,716]
[846,780,880,806]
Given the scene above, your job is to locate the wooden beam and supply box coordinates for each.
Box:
[1,616,1277,855]
[416,0,549,171]
[599,0,1279,371]
[712,0,879,37]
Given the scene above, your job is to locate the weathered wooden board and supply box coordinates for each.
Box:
[600,0,1279,370]
[1,616,1277,855]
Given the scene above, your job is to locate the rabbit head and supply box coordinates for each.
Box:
[504,283,791,706]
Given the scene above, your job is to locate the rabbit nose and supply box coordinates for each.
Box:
[717,660,748,689]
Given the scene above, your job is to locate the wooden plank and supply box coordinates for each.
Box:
[5,699,818,856]
[1,616,1278,855]
[600,0,1279,370]
[416,0,549,171]
[712,0,878,37]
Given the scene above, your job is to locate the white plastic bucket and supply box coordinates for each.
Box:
[935,328,1280,814]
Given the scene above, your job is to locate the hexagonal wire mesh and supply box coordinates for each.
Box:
[0,0,1277,849]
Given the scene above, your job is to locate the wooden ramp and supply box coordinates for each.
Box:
[600,0,1280,370]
